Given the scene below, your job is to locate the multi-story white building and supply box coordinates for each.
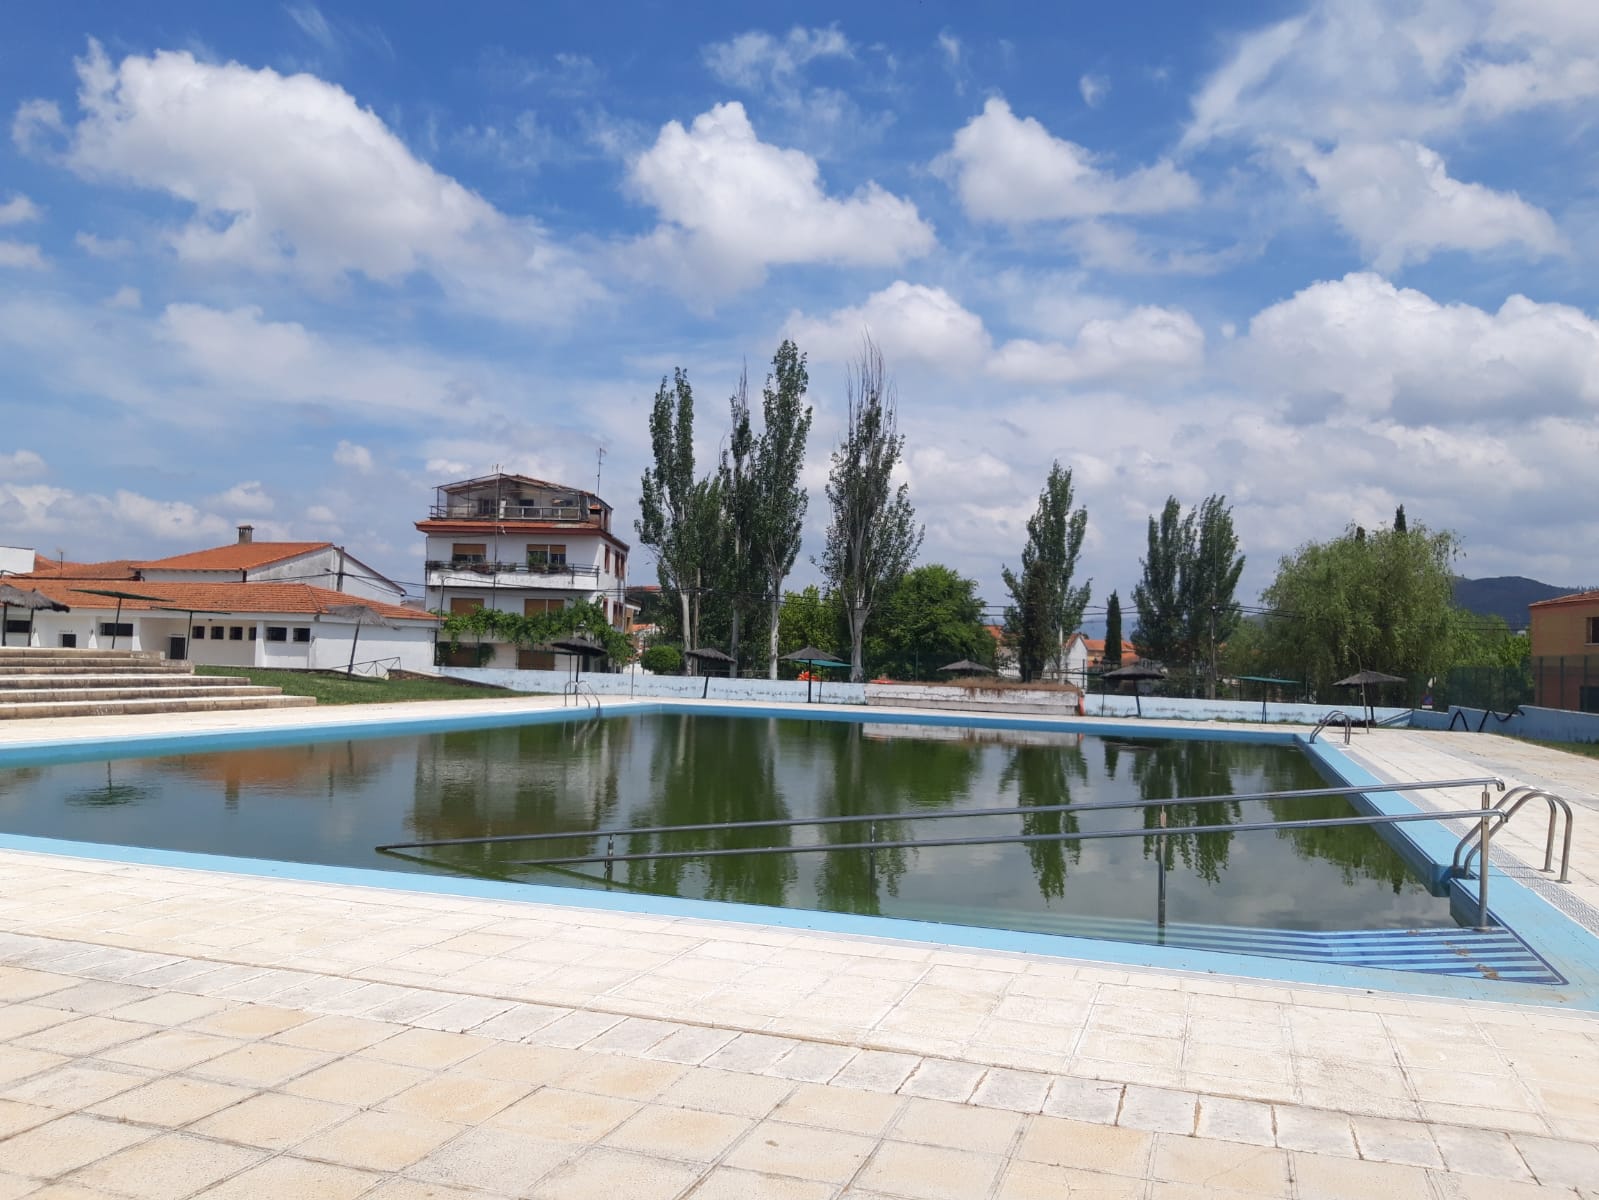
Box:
[416,473,630,668]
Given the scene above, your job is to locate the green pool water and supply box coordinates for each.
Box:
[0,713,1454,939]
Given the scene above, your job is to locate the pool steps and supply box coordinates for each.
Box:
[0,647,315,719]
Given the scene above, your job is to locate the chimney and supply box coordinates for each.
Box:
[237,524,254,544]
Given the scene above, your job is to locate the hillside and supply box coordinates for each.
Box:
[1453,576,1578,630]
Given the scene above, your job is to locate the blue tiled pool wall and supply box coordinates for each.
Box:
[2,700,1597,1007]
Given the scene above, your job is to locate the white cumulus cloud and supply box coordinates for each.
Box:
[935,98,1199,223]
[628,101,934,292]
[0,194,40,225]
[785,282,991,372]
[989,306,1206,385]
[333,440,374,473]
[22,41,598,323]
[0,241,46,270]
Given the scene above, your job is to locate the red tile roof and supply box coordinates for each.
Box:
[22,579,433,623]
[136,542,333,571]
[1528,589,1599,610]
[14,558,141,580]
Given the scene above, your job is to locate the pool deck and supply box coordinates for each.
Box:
[0,700,1597,1198]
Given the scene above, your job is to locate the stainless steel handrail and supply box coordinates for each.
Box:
[1310,710,1354,744]
[563,680,601,716]
[376,776,1504,851]
[1452,786,1574,884]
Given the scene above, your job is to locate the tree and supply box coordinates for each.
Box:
[1393,504,1407,534]
[819,339,923,682]
[1132,496,1191,665]
[718,367,759,674]
[1002,462,1091,683]
[867,564,989,680]
[749,340,814,679]
[775,586,845,675]
[1103,591,1124,669]
[1182,495,1246,698]
[1262,521,1460,699]
[637,369,720,667]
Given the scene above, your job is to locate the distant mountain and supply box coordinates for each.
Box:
[1453,576,1579,630]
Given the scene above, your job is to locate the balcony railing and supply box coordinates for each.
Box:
[429,503,597,522]
[426,559,603,581]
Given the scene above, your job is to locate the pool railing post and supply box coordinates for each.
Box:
[1477,786,1492,930]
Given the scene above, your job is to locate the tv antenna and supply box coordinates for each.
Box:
[595,444,607,494]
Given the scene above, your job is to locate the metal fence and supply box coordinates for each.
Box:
[1434,665,1533,713]
[1533,654,1599,714]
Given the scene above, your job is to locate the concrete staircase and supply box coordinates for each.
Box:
[0,647,317,719]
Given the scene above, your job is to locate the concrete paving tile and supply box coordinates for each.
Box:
[685,1167,835,1199]
[995,1159,1148,1199]
[185,1004,312,1039]
[1,1113,154,1179]
[64,1133,266,1197]
[361,1027,495,1071]
[530,1147,702,1200]
[453,1042,587,1086]
[1512,1134,1599,1188]
[856,1140,1005,1200]
[282,1055,430,1105]
[0,1002,76,1040]
[0,1062,147,1111]
[95,1028,240,1071]
[15,1015,157,1056]
[86,1074,254,1127]
[554,1053,687,1100]
[406,1125,575,1194]
[658,1067,793,1118]
[363,1181,514,1200]
[1349,1115,1442,1168]
[1191,1097,1274,1147]
[1117,1087,1197,1135]
[603,1104,752,1161]
[189,1040,333,1087]
[1018,1117,1154,1178]
[0,968,77,1002]
[468,1003,569,1043]
[1042,1076,1123,1124]
[381,1072,534,1124]
[269,1014,402,1053]
[897,1058,985,1102]
[189,1090,354,1150]
[487,1086,641,1142]
[1290,1151,1432,1200]
[105,993,232,1028]
[0,1097,56,1138]
[194,1154,381,1199]
[296,1108,465,1172]
[1429,1124,1534,1182]
[1428,1173,1581,1199]
[767,1041,858,1083]
[702,1032,796,1074]
[891,1097,1022,1154]
[769,1082,902,1136]
[642,1025,740,1066]
[1149,1136,1289,1195]
[723,1119,877,1183]
[829,1050,920,1094]
[970,1067,1051,1114]
[0,1172,37,1200]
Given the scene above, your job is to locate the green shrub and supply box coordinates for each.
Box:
[640,644,683,675]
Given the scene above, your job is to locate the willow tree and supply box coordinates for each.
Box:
[820,339,922,682]
[1002,461,1090,683]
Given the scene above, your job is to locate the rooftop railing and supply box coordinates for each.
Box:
[426,559,602,580]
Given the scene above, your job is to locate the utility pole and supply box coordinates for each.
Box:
[595,444,606,495]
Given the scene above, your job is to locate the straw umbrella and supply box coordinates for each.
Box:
[1334,668,1408,726]
[938,659,994,676]
[684,646,735,697]
[323,603,399,675]
[0,584,69,647]
[781,646,849,703]
[549,632,607,682]
[1102,662,1167,718]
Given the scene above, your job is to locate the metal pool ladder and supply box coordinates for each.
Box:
[376,774,1564,932]
[1452,786,1575,884]
[563,680,601,716]
[1309,710,1355,744]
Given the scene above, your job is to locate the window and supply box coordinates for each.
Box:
[249,626,258,641]
[449,597,485,615]
[229,626,244,641]
[99,622,134,638]
[1588,617,1599,645]
[59,633,77,648]
[524,598,564,617]
[292,627,311,643]
[526,543,567,568]
[616,554,625,583]
[603,547,611,574]
[2,619,28,635]
[266,626,288,642]
[451,542,487,563]
[210,626,225,640]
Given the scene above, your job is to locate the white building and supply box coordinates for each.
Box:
[136,527,404,603]
[417,473,631,668]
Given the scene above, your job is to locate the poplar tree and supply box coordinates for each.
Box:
[1182,495,1246,697]
[719,367,757,673]
[750,340,814,679]
[1002,462,1091,683]
[1132,496,1192,665]
[820,339,923,682]
[637,369,719,664]
[1104,591,1124,669]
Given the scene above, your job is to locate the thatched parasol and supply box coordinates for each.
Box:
[684,646,736,696]
[0,584,69,647]
[1103,662,1166,718]
[938,659,994,676]
[781,646,849,703]
[1334,668,1408,726]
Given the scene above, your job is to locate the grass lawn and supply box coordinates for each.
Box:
[1517,736,1599,761]
[195,666,519,705]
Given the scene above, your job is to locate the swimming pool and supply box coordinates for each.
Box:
[0,704,1589,1001]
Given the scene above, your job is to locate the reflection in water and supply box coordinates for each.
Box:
[0,715,1455,936]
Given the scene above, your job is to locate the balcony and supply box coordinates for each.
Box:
[429,503,595,522]
[425,560,604,589]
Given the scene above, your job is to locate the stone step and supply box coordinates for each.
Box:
[0,673,246,691]
[0,686,288,704]
[0,662,196,676]
[0,646,161,659]
[0,695,318,720]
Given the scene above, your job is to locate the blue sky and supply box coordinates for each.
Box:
[3,1,1597,620]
